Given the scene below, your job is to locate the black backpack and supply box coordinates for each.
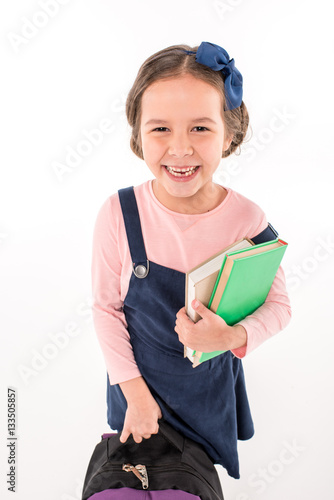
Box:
[82,420,224,500]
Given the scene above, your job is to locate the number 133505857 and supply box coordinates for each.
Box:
[7,388,16,436]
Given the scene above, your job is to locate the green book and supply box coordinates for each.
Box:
[191,238,288,367]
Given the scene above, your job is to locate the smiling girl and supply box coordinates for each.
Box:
[140,74,230,213]
[91,42,291,479]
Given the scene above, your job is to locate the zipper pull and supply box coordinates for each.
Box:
[122,463,149,489]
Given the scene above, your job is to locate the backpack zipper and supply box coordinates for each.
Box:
[122,463,148,489]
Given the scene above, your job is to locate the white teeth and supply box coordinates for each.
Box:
[165,166,198,177]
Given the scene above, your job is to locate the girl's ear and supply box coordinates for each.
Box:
[223,133,233,153]
[138,131,144,159]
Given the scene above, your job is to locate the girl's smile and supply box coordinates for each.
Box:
[163,164,200,180]
[140,74,232,214]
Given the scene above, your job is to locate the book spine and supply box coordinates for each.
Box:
[208,254,228,309]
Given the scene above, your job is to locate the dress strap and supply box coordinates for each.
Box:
[252,222,279,245]
[118,186,149,279]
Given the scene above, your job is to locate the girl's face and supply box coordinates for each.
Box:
[140,74,232,213]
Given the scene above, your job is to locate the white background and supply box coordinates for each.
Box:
[1,1,333,499]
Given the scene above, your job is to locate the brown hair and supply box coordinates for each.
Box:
[126,44,249,159]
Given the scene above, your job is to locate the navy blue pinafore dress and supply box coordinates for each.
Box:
[106,187,277,479]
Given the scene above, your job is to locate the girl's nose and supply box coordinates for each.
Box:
[168,134,193,157]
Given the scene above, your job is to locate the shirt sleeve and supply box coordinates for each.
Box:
[91,196,142,385]
[231,221,292,358]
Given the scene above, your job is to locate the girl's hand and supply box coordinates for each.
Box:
[175,299,247,352]
[120,398,162,444]
[119,377,162,444]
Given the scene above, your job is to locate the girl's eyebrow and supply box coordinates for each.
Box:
[192,117,217,124]
[144,119,169,126]
[144,117,217,126]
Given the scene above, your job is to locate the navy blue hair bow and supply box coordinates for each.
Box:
[185,42,243,111]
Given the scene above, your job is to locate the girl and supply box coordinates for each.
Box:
[91,42,291,480]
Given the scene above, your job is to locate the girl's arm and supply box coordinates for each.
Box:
[119,376,162,443]
[92,196,161,442]
[175,265,291,355]
[92,195,141,385]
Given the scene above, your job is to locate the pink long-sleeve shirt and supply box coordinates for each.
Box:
[91,181,291,385]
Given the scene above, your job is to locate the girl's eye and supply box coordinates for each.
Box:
[153,127,169,132]
[193,126,209,132]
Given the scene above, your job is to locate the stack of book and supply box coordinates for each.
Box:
[184,237,288,367]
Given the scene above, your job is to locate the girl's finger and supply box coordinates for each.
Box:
[119,429,130,443]
[133,434,143,444]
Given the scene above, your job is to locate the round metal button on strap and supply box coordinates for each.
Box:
[133,261,149,279]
